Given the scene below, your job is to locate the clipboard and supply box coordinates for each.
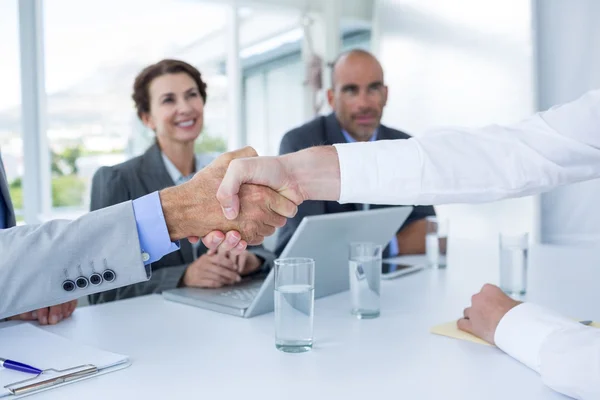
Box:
[0,324,130,398]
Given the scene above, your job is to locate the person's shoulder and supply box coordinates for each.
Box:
[380,124,412,140]
[283,115,326,142]
[110,153,146,172]
[92,153,144,183]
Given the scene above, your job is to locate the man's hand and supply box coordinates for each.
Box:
[216,146,341,220]
[182,253,241,288]
[233,251,262,276]
[208,246,262,275]
[199,230,247,255]
[160,147,298,245]
[457,284,521,344]
[8,300,77,325]
[217,156,305,220]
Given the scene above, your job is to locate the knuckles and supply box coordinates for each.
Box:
[481,283,496,293]
[240,184,270,204]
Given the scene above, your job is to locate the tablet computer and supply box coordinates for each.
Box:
[381,261,424,280]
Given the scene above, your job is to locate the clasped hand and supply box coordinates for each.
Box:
[182,247,262,288]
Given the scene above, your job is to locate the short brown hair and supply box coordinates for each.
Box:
[132,59,207,120]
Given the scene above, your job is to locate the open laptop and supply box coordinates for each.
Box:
[162,206,413,318]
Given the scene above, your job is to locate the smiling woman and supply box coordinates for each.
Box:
[86,59,275,305]
[132,59,208,175]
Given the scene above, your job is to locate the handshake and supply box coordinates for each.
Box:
[159,146,340,253]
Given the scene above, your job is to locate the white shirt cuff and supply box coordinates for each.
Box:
[333,140,422,205]
[494,302,582,373]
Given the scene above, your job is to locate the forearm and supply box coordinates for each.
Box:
[334,90,600,206]
[540,325,600,399]
[495,303,600,399]
[281,146,341,202]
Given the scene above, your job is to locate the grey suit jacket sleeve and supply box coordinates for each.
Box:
[88,167,188,304]
[0,202,150,319]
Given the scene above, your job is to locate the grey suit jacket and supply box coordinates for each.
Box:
[276,113,436,256]
[88,143,275,304]
[0,152,151,319]
[0,153,15,228]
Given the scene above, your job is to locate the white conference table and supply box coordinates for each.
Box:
[5,239,600,399]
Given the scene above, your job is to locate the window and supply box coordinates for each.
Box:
[244,54,305,156]
[375,0,534,240]
[243,29,372,156]
[43,0,229,210]
[264,60,305,155]
[0,0,23,220]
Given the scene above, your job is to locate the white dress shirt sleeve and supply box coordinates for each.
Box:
[495,303,600,400]
[334,88,600,205]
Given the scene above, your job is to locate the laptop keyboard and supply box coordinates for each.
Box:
[219,287,260,302]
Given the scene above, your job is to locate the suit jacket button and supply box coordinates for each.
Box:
[75,276,89,289]
[89,273,103,285]
[62,280,76,292]
[102,269,116,282]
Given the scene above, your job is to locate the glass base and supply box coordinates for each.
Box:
[276,341,313,353]
[501,288,527,296]
[352,309,380,319]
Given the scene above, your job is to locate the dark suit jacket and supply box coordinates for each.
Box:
[0,152,16,228]
[88,143,275,304]
[276,113,436,256]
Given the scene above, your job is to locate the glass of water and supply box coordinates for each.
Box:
[274,258,315,353]
[349,242,382,319]
[426,216,448,268]
[499,233,529,295]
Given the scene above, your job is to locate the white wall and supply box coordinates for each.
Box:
[373,0,537,240]
[535,0,600,245]
[244,60,305,156]
[265,61,305,155]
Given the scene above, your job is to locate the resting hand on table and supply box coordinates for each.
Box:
[7,300,77,325]
[457,284,521,344]
[182,251,240,289]
[182,247,262,288]
[230,249,262,276]
[208,245,262,276]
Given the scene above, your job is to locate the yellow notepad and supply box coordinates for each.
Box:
[430,321,493,346]
[431,319,600,347]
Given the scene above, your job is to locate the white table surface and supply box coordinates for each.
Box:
[3,239,599,399]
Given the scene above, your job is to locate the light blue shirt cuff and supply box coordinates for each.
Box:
[388,237,399,257]
[132,191,180,265]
